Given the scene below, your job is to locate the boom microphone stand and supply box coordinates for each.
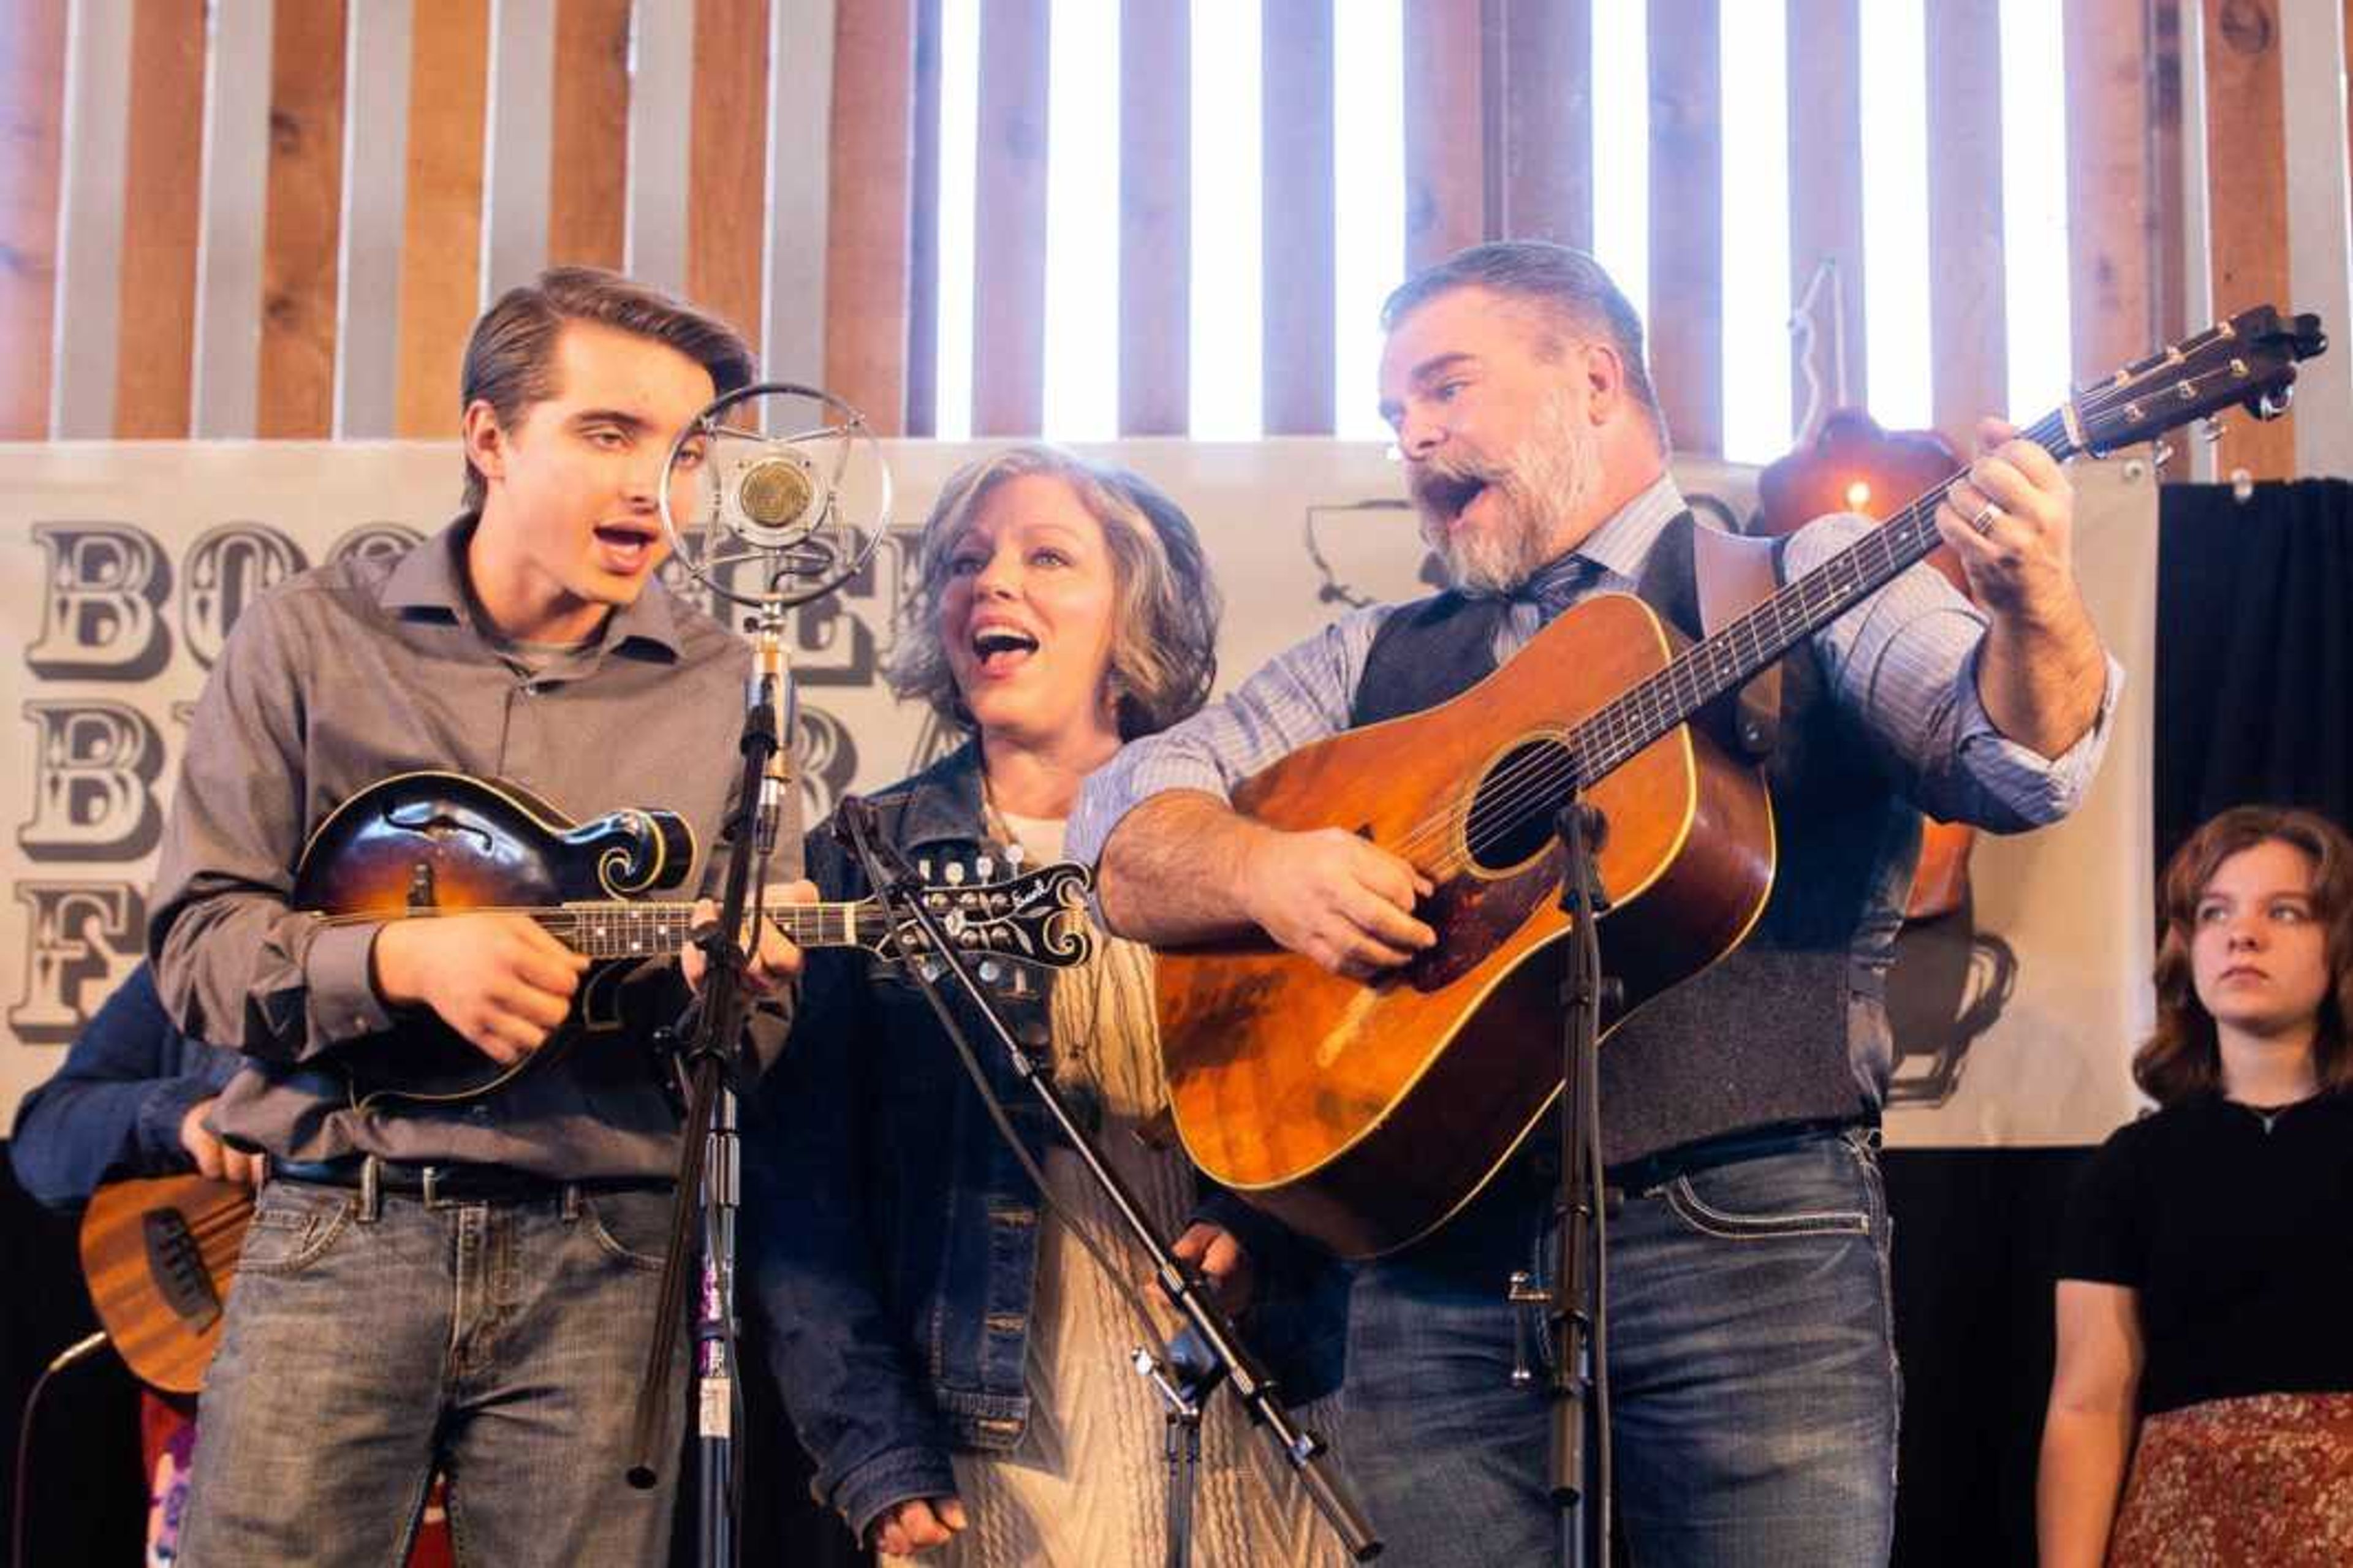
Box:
[835,800,1383,1564]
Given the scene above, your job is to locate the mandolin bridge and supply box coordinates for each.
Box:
[142,1206,222,1332]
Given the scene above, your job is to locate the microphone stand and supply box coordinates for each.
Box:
[623,605,796,1568]
[1529,797,1615,1568]
[834,800,1382,1564]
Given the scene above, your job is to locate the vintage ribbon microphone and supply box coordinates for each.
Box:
[622,383,889,1568]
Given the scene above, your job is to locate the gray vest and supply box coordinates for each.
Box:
[1351,517,1919,1165]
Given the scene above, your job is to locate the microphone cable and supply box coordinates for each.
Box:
[11,1330,111,1568]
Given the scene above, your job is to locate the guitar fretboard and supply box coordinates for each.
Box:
[1566,408,2077,788]
[529,900,887,958]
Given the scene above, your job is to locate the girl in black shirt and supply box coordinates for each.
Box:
[2040,805,2353,1567]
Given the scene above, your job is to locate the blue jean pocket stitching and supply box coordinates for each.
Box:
[1664,1175,1871,1241]
[579,1193,669,1271]
[237,1197,354,1274]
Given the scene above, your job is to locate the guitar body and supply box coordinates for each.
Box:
[1158,593,1776,1257]
[79,1173,254,1395]
[1157,303,2329,1259]
[291,771,694,1107]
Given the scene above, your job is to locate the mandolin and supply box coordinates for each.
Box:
[294,771,1093,1107]
[79,1172,253,1394]
[1158,306,2327,1258]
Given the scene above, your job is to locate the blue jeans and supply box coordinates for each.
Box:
[1340,1131,1899,1567]
[178,1176,689,1567]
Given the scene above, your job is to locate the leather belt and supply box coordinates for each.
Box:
[273,1156,672,1205]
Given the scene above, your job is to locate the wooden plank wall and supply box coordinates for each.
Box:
[0,1,2339,474]
[2197,0,2296,479]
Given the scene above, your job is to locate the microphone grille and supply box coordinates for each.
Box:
[738,458,816,530]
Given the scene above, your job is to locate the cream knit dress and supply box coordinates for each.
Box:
[882,813,1347,1568]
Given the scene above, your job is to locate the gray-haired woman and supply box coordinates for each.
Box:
[746,445,1344,1566]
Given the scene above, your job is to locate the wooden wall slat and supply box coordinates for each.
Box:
[394,0,491,438]
[0,0,67,437]
[824,0,913,434]
[1403,0,1485,273]
[1494,0,1590,248]
[1925,0,2008,448]
[111,0,206,438]
[971,0,1048,437]
[1262,1,1335,436]
[904,0,942,435]
[257,0,350,439]
[2063,0,2154,386]
[763,0,838,388]
[549,0,631,270]
[688,0,773,344]
[1648,0,1722,458]
[2200,0,2295,477]
[1786,0,1866,426]
[1119,0,1188,435]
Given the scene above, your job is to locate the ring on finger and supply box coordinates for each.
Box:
[1967,499,2002,536]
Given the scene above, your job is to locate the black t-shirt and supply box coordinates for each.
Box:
[2056,1089,2353,1415]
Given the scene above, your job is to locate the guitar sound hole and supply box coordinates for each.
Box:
[1463,740,1578,873]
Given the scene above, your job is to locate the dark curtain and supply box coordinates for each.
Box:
[2155,477,2353,868]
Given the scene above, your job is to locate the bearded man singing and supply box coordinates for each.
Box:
[1066,241,2119,1566]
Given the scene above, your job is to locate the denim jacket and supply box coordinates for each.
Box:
[743,742,1335,1541]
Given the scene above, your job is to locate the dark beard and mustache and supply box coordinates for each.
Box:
[1409,393,1601,595]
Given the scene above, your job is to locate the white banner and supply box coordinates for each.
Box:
[0,442,2153,1146]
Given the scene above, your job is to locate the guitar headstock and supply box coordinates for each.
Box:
[875,858,1096,988]
[2071,306,2327,457]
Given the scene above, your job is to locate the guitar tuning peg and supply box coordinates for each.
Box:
[919,857,935,882]
[1004,843,1026,867]
[2197,417,2226,444]
[975,854,996,881]
[2151,440,2175,468]
[945,862,966,886]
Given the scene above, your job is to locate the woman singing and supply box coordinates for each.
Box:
[2039,805,2353,1566]
[747,445,1344,1566]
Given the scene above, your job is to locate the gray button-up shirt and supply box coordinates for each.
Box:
[148,518,797,1180]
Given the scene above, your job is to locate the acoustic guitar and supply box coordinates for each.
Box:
[79,1172,253,1394]
[294,771,1093,1107]
[1158,306,2327,1258]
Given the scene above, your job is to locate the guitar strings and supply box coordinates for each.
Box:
[1381,461,1981,876]
[1369,390,2139,880]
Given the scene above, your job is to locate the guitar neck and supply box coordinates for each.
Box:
[529,900,882,960]
[1571,407,2077,784]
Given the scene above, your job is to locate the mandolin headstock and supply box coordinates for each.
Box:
[873,858,1096,990]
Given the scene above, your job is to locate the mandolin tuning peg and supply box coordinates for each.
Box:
[945,861,966,886]
[1004,843,1026,867]
[975,854,995,881]
[979,960,1004,985]
[1010,968,1032,995]
[919,857,935,882]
